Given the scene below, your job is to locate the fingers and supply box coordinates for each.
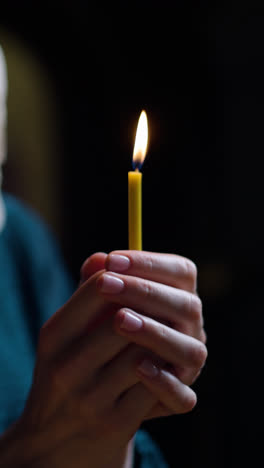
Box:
[109,369,195,434]
[93,343,146,403]
[96,271,203,334]
[135,359,197,414]
[113,308,207,372]
[46,250,202,361]
[114,383,157,437]
[144,402,176,420]
[39,270,109,359]
[200,328,207,344]
[80,252,107,285]
[92,314,201,415]
[111,355,196,422]
[106,250,197,292]
[51,316,131,393]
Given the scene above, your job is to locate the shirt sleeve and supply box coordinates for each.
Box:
[134,429,169,467]
[3,193,75,334]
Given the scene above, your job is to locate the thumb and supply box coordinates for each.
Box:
[80,252,107,285]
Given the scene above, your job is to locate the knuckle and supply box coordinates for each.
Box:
[162,372,197,414]
[80,257,91,278]
[156,324,169,344]
[180,390,197,413]
[128,251,155,272]
[80,252,102,276]
[189,293,202,323]
[200,328,207,344]
[139,279,154,298]
[185,258,197,288]
[142,253,154,273]
[190,341,208,368]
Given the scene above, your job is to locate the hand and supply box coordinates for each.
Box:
[0,250,206,468]
[81,250,207,420]
[1,267,158,468]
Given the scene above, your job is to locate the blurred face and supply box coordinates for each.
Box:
[0,45,7,171]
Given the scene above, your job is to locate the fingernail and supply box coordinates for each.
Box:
[108,254,131,272]
[137,359,159,378]
[98,273,125,294]
[120,310,143,332]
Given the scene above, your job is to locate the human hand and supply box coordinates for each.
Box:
[81,250,207,420]
[7,263,166,468]
[1,250,206,468]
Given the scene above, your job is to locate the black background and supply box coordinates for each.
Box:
[2,1,263,466]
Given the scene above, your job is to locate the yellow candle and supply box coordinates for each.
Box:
[128,170,142,250]
[128,110,148,250]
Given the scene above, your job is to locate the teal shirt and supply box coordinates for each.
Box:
[0,193,168,467]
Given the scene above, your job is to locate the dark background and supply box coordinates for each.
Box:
[1,1,262,466]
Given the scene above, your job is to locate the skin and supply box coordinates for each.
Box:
[0,45,207,468]
[0,250,207,467]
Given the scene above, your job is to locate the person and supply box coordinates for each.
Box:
[0,45,207,468]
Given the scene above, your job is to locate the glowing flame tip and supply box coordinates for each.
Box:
[132,110,148,169]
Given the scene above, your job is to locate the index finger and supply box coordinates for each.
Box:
[106,251,197,293]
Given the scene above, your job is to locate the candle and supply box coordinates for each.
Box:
[128,110,148,250]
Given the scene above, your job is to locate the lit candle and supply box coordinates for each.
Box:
[128,110,148,250]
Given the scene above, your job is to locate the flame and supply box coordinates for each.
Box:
[133,110,148,170]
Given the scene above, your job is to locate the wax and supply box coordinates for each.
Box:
[128,170,142,250]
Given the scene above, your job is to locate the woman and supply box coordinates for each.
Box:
[0,45,207,467]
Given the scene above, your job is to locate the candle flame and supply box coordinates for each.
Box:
[133,110,148,170]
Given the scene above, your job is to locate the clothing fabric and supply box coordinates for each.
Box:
[0,193,169,467]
